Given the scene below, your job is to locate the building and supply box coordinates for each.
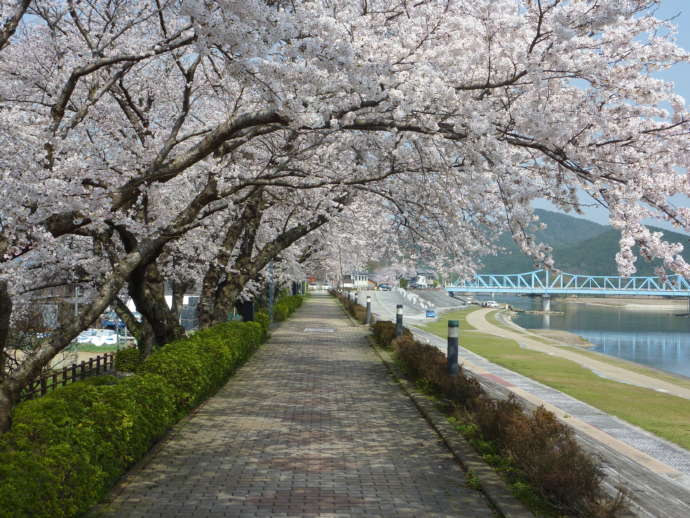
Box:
[342,272,370,289]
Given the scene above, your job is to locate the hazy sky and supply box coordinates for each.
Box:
[534,0,689,232]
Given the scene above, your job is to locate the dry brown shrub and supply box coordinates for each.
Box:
[352,305,367,323]
[501,406,611,516]
[473,394,524,446]
[374,321,411,348]
[393,337,483,406]
[391,334,626,517]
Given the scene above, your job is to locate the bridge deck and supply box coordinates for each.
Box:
[447,269,690,297]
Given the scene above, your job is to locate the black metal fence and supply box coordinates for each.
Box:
[20,353,116,402]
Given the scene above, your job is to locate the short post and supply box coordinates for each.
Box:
[366,296,372,325]
[395,304,403,337]
[447,320,459,375]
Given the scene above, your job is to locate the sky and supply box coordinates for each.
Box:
[534,0,690,232]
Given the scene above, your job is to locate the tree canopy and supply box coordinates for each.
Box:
[0,0,689,430]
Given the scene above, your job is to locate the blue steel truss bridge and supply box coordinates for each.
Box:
[446,269,690,298]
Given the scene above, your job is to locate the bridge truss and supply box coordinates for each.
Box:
[446,269,690,297]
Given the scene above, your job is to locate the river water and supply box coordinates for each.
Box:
[471,294,690,379]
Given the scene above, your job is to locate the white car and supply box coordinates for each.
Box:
[76,328,118,346]
[76,329,99,344]
[92,329,118,346]
[483,300,500,308]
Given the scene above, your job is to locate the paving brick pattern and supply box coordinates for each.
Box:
[94,295,493,517]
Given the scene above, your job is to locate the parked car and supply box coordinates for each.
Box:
[425,309,437,318]
[76,328,118,346]
[378,284,392,291]
[482,300,500,308]
[91,329,118,346]
[76,329,99,344]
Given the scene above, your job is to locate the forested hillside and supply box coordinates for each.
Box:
[480,211,690,276]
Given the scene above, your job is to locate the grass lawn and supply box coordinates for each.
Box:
[486,311,690,392]
[67,344,123,353]
[425,307,478,332]
[419,309,690,451]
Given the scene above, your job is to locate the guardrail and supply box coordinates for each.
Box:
[20,353,116,402]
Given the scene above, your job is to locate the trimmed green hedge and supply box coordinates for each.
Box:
[255,310,270,338]
[0,319,270,518]
[114,347,141,373]
[139,321,264,414]
[273,295,303,322]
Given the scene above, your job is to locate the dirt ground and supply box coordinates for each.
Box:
[529,328,595,347]
[563,296,688,311]
[48,349,118,369]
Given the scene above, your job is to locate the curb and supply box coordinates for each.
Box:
[368,338,535,518]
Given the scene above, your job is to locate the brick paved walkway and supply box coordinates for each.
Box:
[92,295,494,517]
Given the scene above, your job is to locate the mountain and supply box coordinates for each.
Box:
[479,210,690,276]
[554,228,690,276]
[479,210,607,273]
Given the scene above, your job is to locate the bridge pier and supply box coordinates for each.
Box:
[542,294,551,313]
[542,312,551,328]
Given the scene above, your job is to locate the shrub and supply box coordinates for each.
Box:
[273,295,303,322]
[0,319,270,518]
[139,321,264,414]
[114,347,142,373]
[255,310,270,338]
[504,406,609,517]
[391,334,622,517]
[0,373,176,518]
[393,335,481,405]
[352,304,367,324]
[372,321,412,347]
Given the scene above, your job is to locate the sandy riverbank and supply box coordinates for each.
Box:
[562,296,688,311]
[501,311,596,347]
[529,328,596,347]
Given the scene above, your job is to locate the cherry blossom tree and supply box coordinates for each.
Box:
[1,0,690,432]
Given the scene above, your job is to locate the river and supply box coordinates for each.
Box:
[471,294,690,378]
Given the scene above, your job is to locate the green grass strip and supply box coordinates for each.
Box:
[486,311,690,392]
[419,310,690,451]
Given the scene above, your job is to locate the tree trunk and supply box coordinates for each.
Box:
[128,262,185,348]
[0,280,12,376]
[112,297,156,356]
[197,195,261,328]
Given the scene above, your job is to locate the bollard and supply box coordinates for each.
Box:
[395,304,403,337]
[366,296,372,325]
[447,320,459,375]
